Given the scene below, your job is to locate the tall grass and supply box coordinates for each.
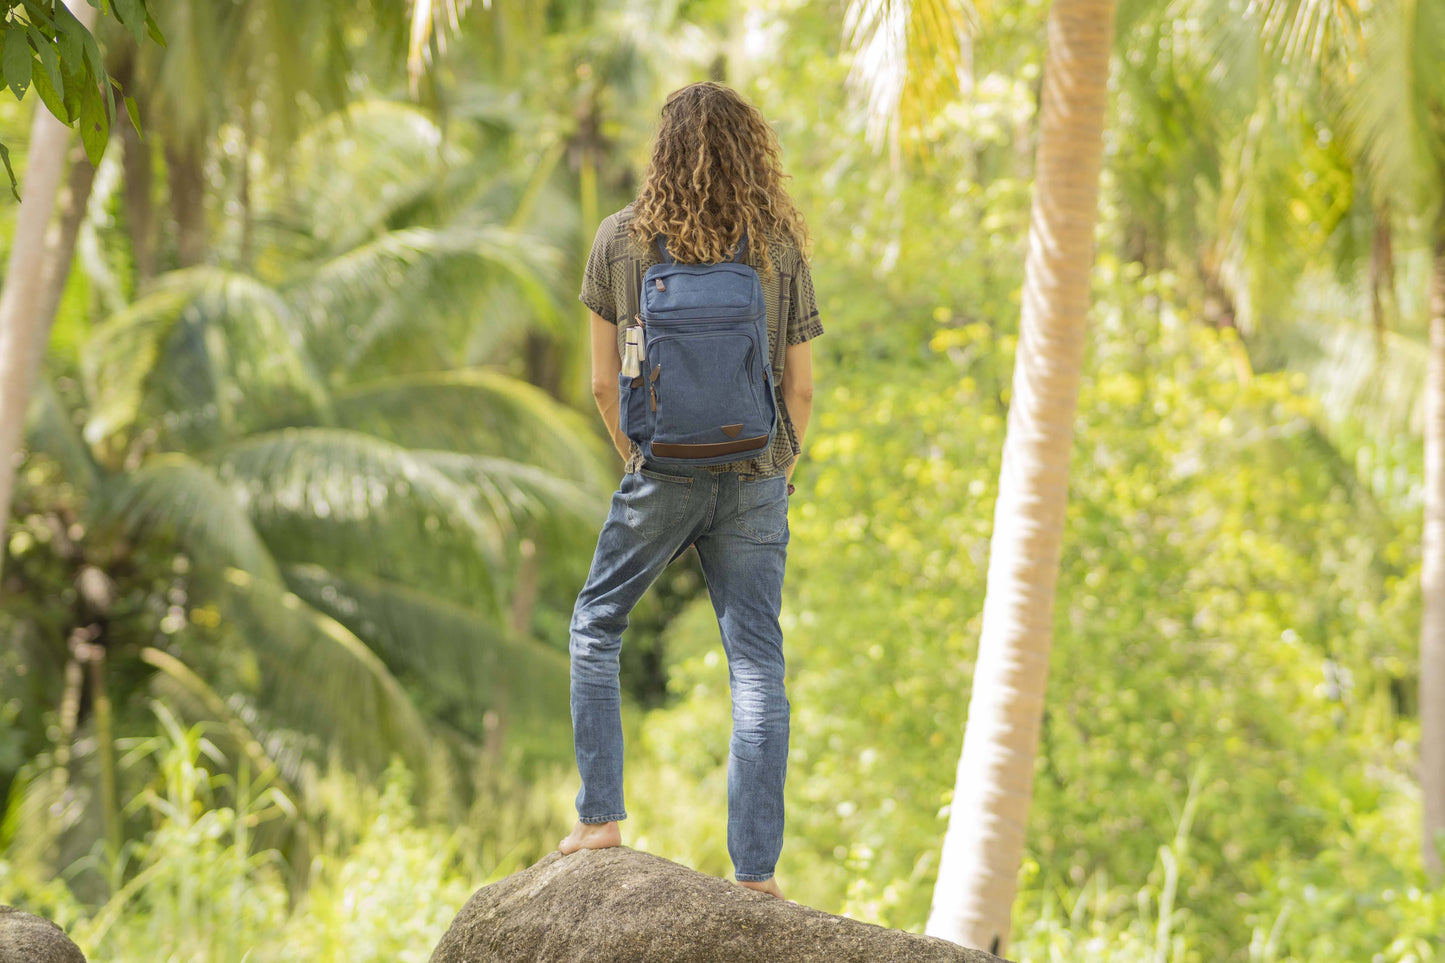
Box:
[1,699,575,963]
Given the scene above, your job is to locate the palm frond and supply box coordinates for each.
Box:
[79,281,193,452]
[93,452,283,584]
[412,449,610,548]
[1336,0,1445,211]
[330,368,615,489]
[1251,0,1363,69]
[138,645,300,806]
[280,562,570,729]
[280,100,462,257]
[408,0,476,97]
[1266,313,1428,435]
[204,566,440,795]
[207,427,522,614]
[23,378,98,493]
[842,0,979,151]
[80,267,330,454]
[291,224,567,378]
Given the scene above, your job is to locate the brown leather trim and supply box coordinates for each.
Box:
[721,423,744,438]
[630,376,644,388]
[652,435,768,458]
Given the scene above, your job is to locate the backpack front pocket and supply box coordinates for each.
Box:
[649,332,765,443]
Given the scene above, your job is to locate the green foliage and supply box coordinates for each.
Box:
[0,702,567,962]
[3,90,612,897]
[623,254,1434,959]
[0,0,163,196]
[4,2,1443,961]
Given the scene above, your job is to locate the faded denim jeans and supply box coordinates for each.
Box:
[569,457,790,882]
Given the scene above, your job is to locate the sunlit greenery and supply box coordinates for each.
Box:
[2,0,1441,961]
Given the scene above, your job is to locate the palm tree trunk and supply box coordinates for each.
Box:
[109,40,156,285]
[86,640,122,864]
[35,142,98,351]
[1370,200,1395,354]
[925,0,1117,954]
[122,93,157,284]
[165,138,207,267]
[509,533,541,638]
[1422,223,1445,882]
[0,2,98,586]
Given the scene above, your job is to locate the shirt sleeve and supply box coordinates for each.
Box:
[785,256,824,346]
[579,217,618,324]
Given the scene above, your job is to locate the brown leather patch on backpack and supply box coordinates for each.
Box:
[721,424,744,438]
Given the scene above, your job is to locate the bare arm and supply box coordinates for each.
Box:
[589,311,632,464]
[781,340,814,484]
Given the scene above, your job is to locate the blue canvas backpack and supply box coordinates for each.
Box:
[618,231,779,467]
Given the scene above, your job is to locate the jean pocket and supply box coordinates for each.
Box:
[622,466,692,538]
[736,474,788,543]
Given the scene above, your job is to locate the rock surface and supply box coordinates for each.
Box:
[429,846,1010,963]
[0,906,87,963]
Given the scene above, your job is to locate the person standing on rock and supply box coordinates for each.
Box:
[558,80,823,901]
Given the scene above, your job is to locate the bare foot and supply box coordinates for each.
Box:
[557,820,621,855]
[736,877,785,900]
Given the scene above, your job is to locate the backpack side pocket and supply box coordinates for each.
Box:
[618,370,648,442]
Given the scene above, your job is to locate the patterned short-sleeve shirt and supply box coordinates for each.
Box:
[579,203,824,477]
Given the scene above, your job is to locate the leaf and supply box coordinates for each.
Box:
[210,428,526,614]
[113,0,146,44]
[29,46,67,123]
[0,142,16,202]
[144,9,165,47]
[17,0,57,31]
[80,268,329,449]
[23,379,99,491]
[281,562,572,725]
[97,453,284,584]
[28,28,67,122]
[53,2,84,67]
[331,368,614,489]
[77,72,107,165]
[77,14,104,89]
[842,0,979,151]
[58,58,83,121]
[209,566,438,793]
[124,93,140,137]
[28,26,62,99]
[3,25,33,99]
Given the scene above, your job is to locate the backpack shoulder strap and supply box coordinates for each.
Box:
[626,251,642,324]
[772,266,789,379]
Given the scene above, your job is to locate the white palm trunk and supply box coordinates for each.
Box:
[925,0,1117,954]
[0,0,97,585]
[1423,231,1445,881]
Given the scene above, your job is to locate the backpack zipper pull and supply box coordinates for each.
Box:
[650,364,659,410]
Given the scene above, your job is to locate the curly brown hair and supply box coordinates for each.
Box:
[627,81,811,280]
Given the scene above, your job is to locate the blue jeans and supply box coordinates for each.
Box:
[569,458,791,882]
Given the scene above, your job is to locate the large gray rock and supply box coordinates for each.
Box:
[429,846,1010,963]
[0,906,87,963]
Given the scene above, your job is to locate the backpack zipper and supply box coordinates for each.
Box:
[639,312,762,326]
